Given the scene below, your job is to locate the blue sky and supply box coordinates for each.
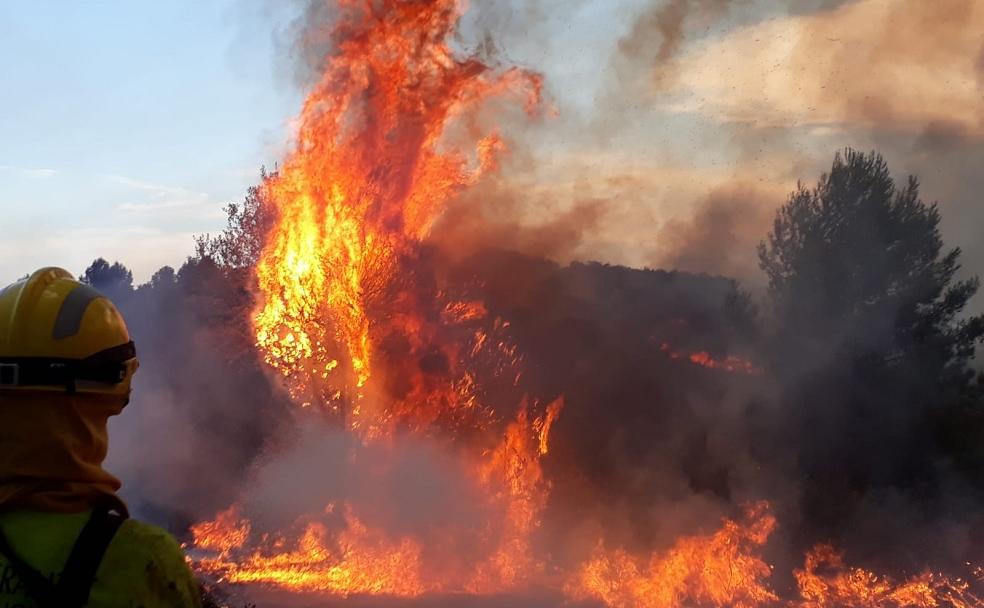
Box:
[0,1,301,284]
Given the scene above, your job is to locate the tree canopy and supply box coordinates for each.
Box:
[194,168,278,270]
[758,149,984,541]
[80,258,134,300]
[759,149,984,389]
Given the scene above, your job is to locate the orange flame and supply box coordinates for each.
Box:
[567,504,981,608]
[193,505,426,597]
[192,401,563,597]
[794,544,982,608]
[190,1,982,604]
[189,1,560,596]
[252,0,541,433]
[566,502,778,608]
[467,398,565,591]
[660,342,764,375]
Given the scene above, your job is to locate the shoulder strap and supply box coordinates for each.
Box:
[56,506,127,607]
[0,507,126,608]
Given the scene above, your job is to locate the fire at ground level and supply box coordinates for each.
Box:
[191,498,983,607]
[208,588,592,608]
[199,562,984,608]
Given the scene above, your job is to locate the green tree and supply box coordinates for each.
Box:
[149,265,177,291]
[759,149,984,389]
[758,149,984,538]
[81,258,134,301]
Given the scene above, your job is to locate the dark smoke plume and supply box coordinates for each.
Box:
[660,185,774,285]
[619,0,747,89]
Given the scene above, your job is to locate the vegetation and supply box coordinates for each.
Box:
[757,149,984,544]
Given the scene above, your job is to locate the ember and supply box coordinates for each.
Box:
[659,342,763,375]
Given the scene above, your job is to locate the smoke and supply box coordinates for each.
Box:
[232,0,984,290]
[443,0,984,287]
[430,177,607,265]
[423,1,830,282]
[104,262,295,530]
[236,419,497,541]
[659,184,775,285]
[618,0,750,91]
[663,0,984,133]
[642,0,984,281]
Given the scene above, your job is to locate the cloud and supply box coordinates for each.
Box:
[0,165,58,179]
[661,0,984,135]
[117,198,210,212]
[104,173,224,218]
[104,174,171,191]
[105,174,201,201]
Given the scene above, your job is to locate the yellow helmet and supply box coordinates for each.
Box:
[0,268,138,395]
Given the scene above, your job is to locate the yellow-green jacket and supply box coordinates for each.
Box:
[0,510,202,608]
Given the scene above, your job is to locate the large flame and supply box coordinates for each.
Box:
[190,1,982,605]
[191,0,558,595]
[252,0,540,434]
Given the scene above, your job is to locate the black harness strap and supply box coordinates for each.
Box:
[0,506,127,608]
[57,507,126,606]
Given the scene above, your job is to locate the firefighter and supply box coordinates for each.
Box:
[0,268,202,608]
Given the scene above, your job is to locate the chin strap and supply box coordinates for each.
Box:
[0,506,127,608]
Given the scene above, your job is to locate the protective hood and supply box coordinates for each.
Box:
[0,390,128,516]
